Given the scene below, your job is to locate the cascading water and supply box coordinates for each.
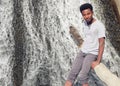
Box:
[0,0,120,86]
[0,0,14,86]
[21,0,80,86]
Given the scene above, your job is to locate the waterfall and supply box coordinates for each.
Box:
[21,0,80,86]
[0,0,120,86]
[0,0,14,86]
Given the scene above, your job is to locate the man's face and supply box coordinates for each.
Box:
[81,8,93,24]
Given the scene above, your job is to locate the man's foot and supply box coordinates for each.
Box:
[64,80,72,86]
[82,83,89,86]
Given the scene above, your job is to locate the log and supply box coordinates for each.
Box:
[94,63,120,86]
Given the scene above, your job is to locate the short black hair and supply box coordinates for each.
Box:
[80,3,93,13]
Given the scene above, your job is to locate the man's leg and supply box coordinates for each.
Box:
[78,53,97,86]
[65,51,85,86]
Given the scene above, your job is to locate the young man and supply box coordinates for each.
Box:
[65,3,105,86]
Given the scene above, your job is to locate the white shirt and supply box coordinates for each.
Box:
[81,20,106,55]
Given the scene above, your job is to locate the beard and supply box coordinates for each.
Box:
[86,18,93,25]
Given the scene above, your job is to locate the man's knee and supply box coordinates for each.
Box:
[79,73,88,80]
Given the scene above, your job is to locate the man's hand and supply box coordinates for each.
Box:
[91,61,100,69]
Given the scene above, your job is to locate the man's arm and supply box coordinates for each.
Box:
[91,37,105,69]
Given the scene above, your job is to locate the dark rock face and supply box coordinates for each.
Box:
[12,0,26,86]
[0,0,120,86]
[110,0,120,23]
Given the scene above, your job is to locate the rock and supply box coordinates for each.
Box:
[69,26,84,48]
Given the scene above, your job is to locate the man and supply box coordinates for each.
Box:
[65,3,105,86]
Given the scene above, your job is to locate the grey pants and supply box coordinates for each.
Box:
[67,50,97,84]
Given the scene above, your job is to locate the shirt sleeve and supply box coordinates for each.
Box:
[98,22,106,38]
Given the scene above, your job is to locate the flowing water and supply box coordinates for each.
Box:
[0,0,120,86]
